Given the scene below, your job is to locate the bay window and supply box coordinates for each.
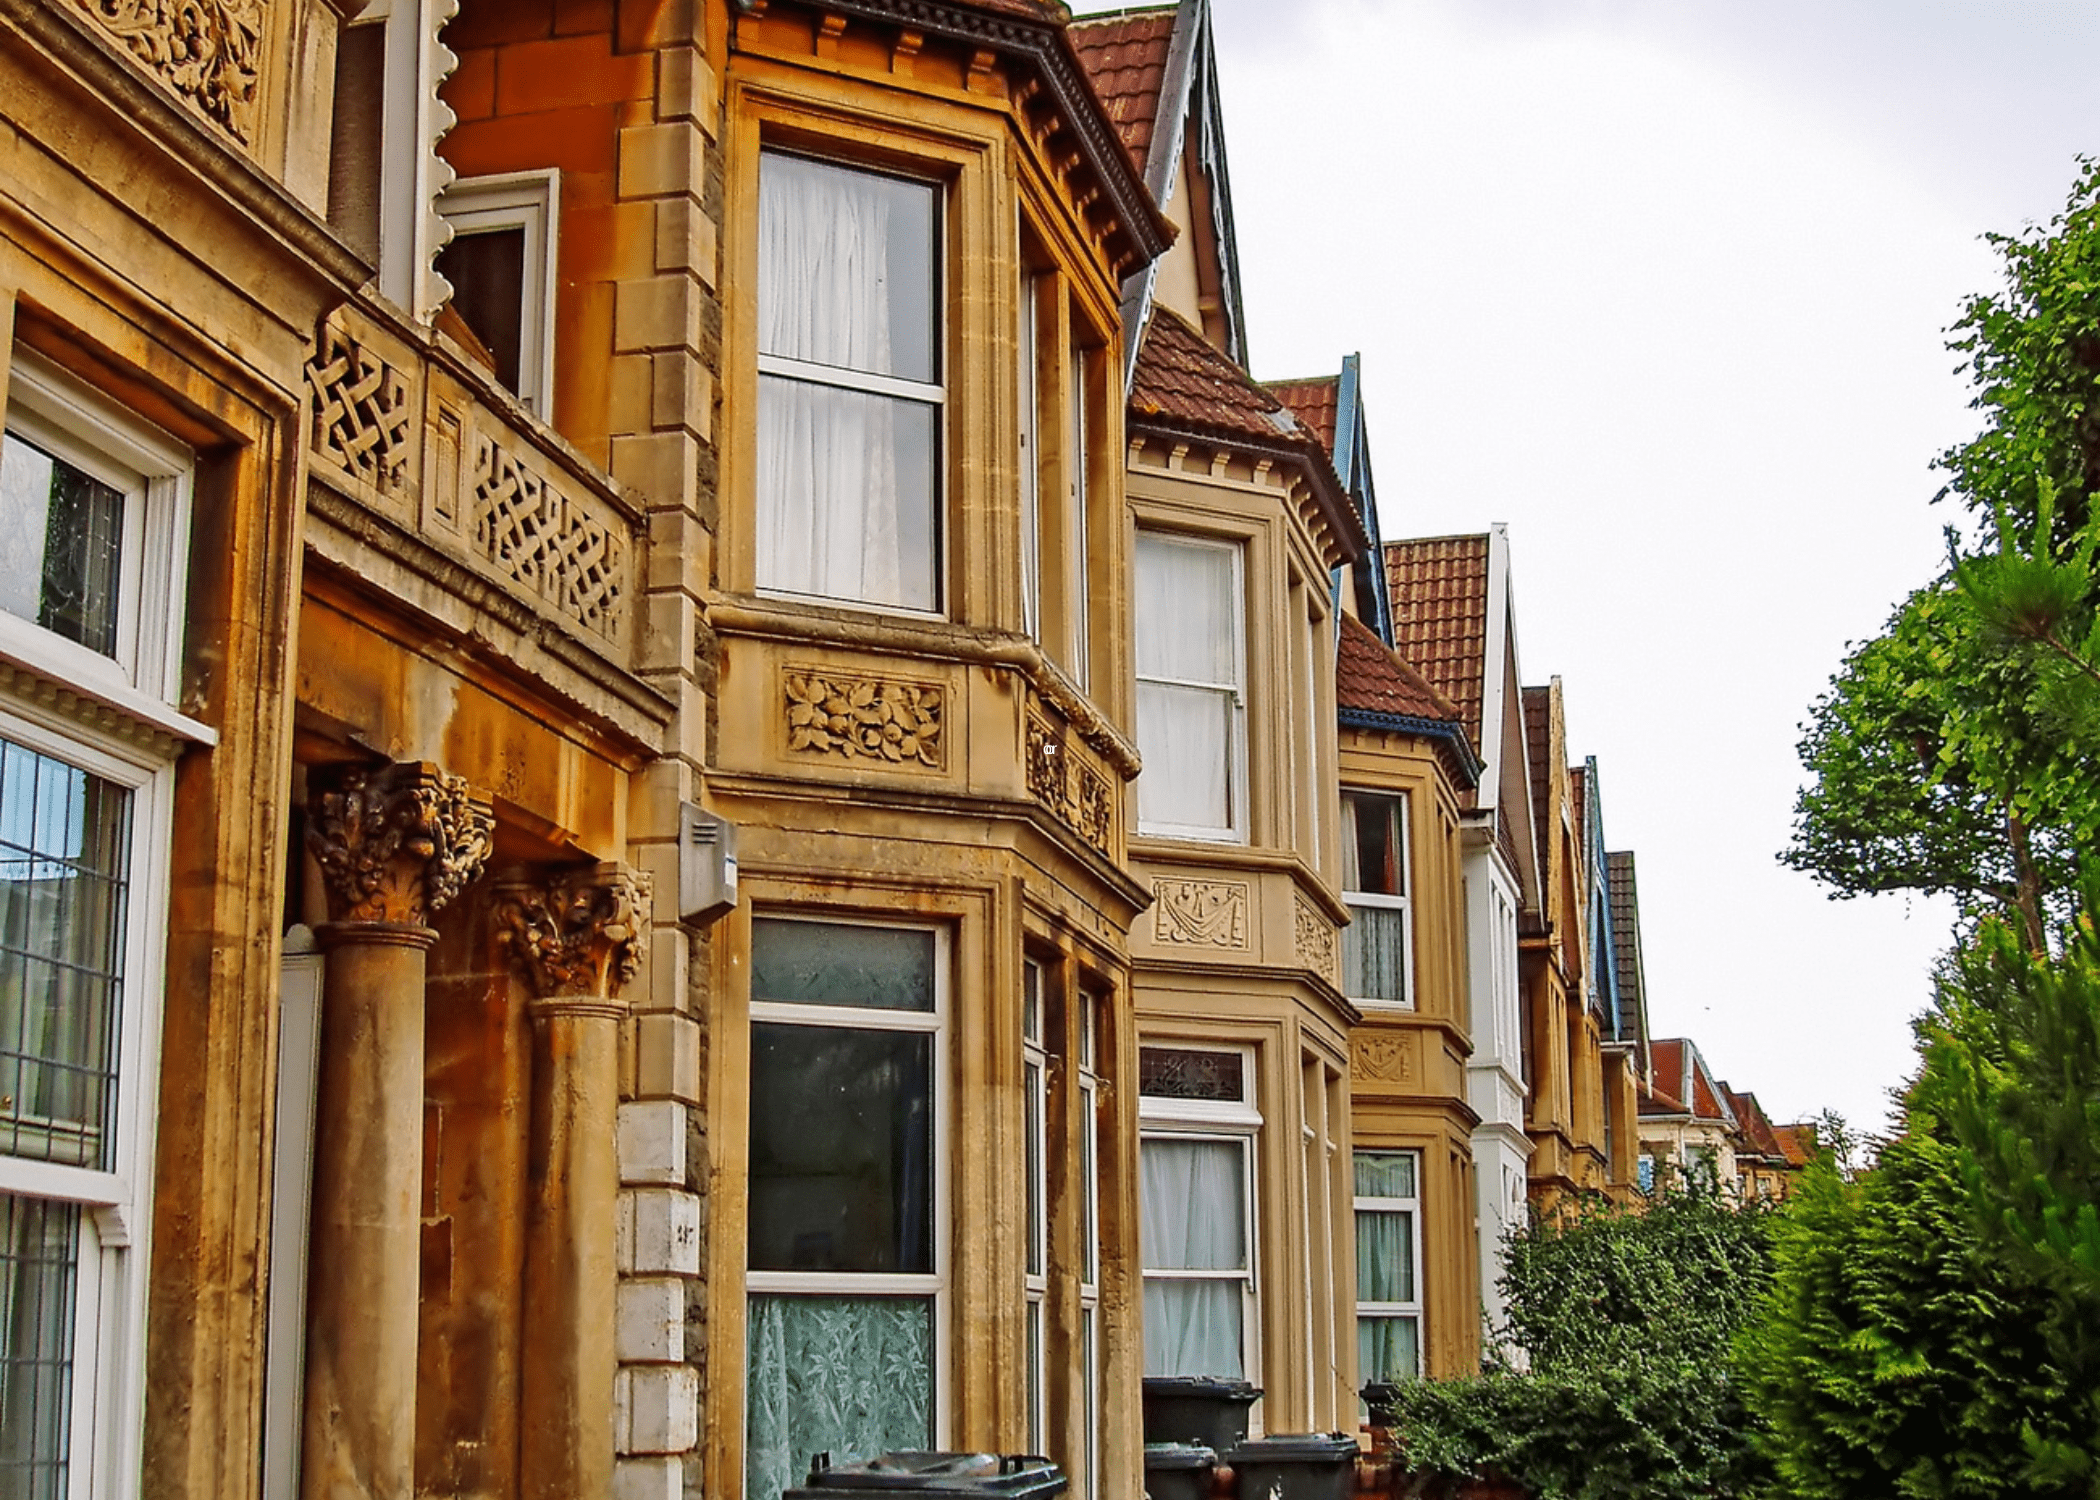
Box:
[0,352,190,1500]
[756,152,943,614]
[1138,1046,1258,1379]
[1134,535,1246,841]
[1354,1150,1422,1385]
[1341,793,1412,1007]
[745,917,946,1500]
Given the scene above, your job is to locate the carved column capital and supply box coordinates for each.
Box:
[307,762,496,930]
[493,862,651,1009]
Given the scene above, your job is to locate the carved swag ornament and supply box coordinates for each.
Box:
[307,762,495,928]
[491,862,651,1002]
[1152,879,1249,949]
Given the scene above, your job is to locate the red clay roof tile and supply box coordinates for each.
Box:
[1383,536,1491,746]
[1336,613,1462,722]
[1265,376,1340,459]
[1068,7,1177,172]
[1132,303,1309,447]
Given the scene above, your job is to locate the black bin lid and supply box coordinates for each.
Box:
[1141,1444,1219,1472]
[1140,1377,1263,1402]
[1227,1434,1359,1464]
[791,1452,1065,1495]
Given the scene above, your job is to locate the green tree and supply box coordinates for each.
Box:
[1736,1129,2088,1499]
[1387,1180,1774,1500]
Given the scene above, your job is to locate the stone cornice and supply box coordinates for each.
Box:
[734,0,1175,273]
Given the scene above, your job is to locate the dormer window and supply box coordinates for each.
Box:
[756,151,943,614]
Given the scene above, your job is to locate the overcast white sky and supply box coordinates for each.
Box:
[1080,0,2100,1135]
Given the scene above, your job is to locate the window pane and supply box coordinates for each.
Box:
[1142,1278,1243,1379]
[751,919,935,1012]
[0,739,131,1168]
[1079,1082,1098,1287]
[1140,1138,1244,1271]
[1342,902,1409,1004]
[1346,795,1404,896]
[1138,1047,1243,1102]
[759,153,937,384]
[745,1293,932,1500]
[748,1023,933,1274]
[1355,1208,1415,1303]
[1134,535,1237,686]
[434,227,527,393]
[1358,1315,1419,1384]
[1024,1058,1043,1278]
[756,376,938,612]
[0,1194,79,1500]
[1135,681,1231,830]
[1354,1151,1416,1199]
[0,435,124,659]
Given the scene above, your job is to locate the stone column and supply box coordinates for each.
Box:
[301,763,493,1500]
[493,863,651,1500]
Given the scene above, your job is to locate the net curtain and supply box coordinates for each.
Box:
[756,154,929,611]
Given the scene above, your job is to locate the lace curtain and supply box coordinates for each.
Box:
[746,1294,933,1500]
[1134,535,1240,831]
[1140,1137,1247,1377]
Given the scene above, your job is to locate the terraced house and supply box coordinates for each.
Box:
[0,0,1800,1497]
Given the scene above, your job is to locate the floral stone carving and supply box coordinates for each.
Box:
[1354,1033,1414,1084]
[1152,879,1249,949]
[1026,711,1113,856]
[1295,892,1338,982]
[784,670,944,767]
[78,0,263,142]
[492,862,651,1002]
[307,762,494,927]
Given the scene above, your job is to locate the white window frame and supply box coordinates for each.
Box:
[436,170,561,416]
[1138,1043,1261,1385]
[0,353,194,1500]
[1134,533,1248,844]
[1018,261,1041,644]
[1021,958,1048,1455]
[1075,991,1101,1498]
[1353,1148,1424,1385]
[0,357,200,740]
[1341,790,1414,1011]
[755,149,948,621]
[1065,337,1090,690]
[743,914,951,1492]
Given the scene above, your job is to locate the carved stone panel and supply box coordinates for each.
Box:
[1354,1032,1418,1086]
[1026,709,1113,856]
[77,0,263,142]
[783,668,945,769]
[307,325,415,495]
[1295,892,1339,984]
[471,434,630,643]
[1151,878,1249,950]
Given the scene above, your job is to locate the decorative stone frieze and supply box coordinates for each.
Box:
[306,762,494,928]
[783,669,944,767]
[75,0,263,142]
[1026,709,1113,856]
[492,862,651,1003]
[1151,878,1249,949]
[1354,1032,1415,1084]
[1295,891,1339,984]
[472,434,631,643]
[307,325,415,493]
